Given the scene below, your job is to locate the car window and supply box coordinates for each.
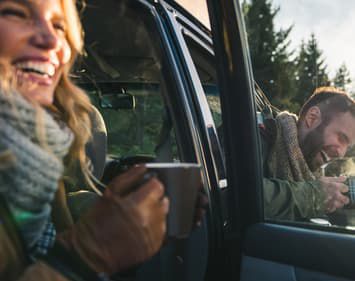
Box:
[241,0,355,230]
[179,28,227,185]
[184,36,221,129]
[75,0,180,162]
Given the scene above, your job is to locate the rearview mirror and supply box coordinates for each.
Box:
[100,91,136,110]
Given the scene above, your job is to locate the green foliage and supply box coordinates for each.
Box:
[88,87,168,158]
[242,0,296,110]
[293,34,330,106]
[242,1,348,113]
[206,95,222,127]
[333,63,352,91]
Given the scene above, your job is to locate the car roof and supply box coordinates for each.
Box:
[163,0,211,35]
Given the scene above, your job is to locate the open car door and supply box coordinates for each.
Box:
[206,1,355,281]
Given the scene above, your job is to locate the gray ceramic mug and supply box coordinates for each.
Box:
[146,162,201,238]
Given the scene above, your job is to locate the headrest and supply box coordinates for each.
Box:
[86,106,107,181]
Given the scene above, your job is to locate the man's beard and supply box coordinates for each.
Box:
[299,123,327,172]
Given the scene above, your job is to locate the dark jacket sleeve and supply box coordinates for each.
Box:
[263,178,326,220]
[17,262,69,281]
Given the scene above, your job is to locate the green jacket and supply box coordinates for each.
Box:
[260,118,326,221]
[263,178,325,220]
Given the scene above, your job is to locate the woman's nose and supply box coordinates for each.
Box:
[30,20,59,50]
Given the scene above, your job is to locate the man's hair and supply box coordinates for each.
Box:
[299,87,355,125]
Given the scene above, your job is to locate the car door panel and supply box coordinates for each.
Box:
[243,223,355,280]
[241,256,352,281]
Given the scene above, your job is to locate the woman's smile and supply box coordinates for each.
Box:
[13,58,59,89]
[0,0,71,105]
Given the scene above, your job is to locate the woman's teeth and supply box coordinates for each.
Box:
[14,61,55,77]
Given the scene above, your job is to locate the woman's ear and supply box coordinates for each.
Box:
[304,106,322,129]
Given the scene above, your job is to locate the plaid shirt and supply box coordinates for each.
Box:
[29,220,56,259]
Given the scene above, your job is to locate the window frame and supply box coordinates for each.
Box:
[206,0,355,280]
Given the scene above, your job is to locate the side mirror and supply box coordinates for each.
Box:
[100,91,135,110]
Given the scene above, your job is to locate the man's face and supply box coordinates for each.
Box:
[300,111,355,171]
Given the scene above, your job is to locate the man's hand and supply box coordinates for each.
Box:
[319,176,349,213]
[57,166,169,275]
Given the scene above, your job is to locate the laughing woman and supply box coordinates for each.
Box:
[0,0,169,280]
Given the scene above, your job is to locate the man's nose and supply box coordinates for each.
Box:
[30,20,59,50]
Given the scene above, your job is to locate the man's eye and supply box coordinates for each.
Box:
[0,8,27,19]
[339,133,349,145]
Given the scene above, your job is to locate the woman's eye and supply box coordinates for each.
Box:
[53,22,65,32]
[0,8,27,19]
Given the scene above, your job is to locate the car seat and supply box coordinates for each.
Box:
[86,105,108,181]
[66,105,107,221]
[67,105,208,281]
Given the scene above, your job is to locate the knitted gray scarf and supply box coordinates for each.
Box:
[0,89,73,249]
[268,111,315,181]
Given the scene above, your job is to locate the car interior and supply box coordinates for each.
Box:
[64,0,355,280]
[69,1,212,280]
[75,0,178,164]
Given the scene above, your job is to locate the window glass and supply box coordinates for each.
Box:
[184,36,221,129]
[183,33,227,183]
[75,1,179,162]
[241,0,355,229]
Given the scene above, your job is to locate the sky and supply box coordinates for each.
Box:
[272,0,355,80]
[175,0,210,28]
[176,0,355,83]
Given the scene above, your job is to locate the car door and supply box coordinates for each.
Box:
[75,1,225,280]
[205,1,355,281]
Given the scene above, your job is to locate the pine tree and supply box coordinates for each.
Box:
[293,33,329,105]
[242,0,295,109]
[333,63,352,91]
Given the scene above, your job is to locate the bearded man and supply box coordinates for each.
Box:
[262,87,355,220]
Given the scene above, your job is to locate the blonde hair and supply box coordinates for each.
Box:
[0,0,95,187]
[52,0,94,186]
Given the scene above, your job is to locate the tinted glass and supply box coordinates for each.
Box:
[75,0,180,162]
[241,0,355,229]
